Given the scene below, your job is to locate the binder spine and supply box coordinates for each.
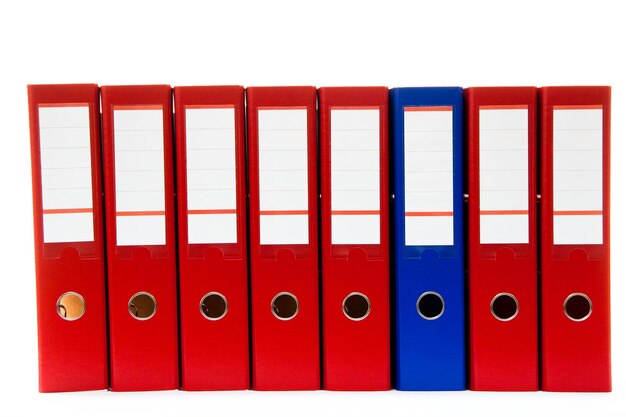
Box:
[319,87,390,391]
[466,87,539,391]
[391,87,465,390]
[174,86,249,390]
[539,86,611,392]
[28,84,108,392]
[246,86,320,390]
[101,85,179,391]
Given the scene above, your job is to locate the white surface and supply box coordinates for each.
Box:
[553,215,603,245]
[479,108,529,244]
[553,108,604,244]
[188,213,237,244]
[4,0,625,416]
[403,107,454,246]
[405,190,452,212]
[113,108,165,245]
[405,215,454,246]
[331,214,380,244]
[259,214,309,245]
[258,108,309,244]
[115,215,166,246]
[42,212,93,243]
[480,215,530,244]
[39,105,94,242]
[185,107,237,244]
[330,108,380,244]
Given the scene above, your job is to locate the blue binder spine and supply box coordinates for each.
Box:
[391,87,466,390]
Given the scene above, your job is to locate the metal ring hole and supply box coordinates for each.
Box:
[564,293,592,322]
[56,292,85,321]
[200,292,228,321]
[271,292,299,320]
[490,293,519,321]
[128,292,157,320]
[417,291,445,320]
[342,292,371,321]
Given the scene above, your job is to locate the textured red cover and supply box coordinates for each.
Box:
[318,87,390,390]
[174,86,249,390]
[466,87,539,391]
[28,84,108,392]
[101,85,179,391]
[540,86,611,392]
[246,86,320,390]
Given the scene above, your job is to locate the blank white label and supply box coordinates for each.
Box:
[331,108,380,244]
[258,108,309,244]
[114,107,166,246]
[553,107,603,244]
[479,107,529,244]
[403,106,454,246]
[39,105,94,243]
[185,107,237,244]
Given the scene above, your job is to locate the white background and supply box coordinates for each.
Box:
[0,0,624,415]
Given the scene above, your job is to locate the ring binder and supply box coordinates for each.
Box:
[319,87,391,391]
[466,87,539,391]
[539,86,611,392]
[247,86,320,390]
[101,85,179,391]
[174,86,250,391]
[391,87,466,391]
[28,84,109,392]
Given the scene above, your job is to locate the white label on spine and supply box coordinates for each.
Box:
[39,105,94,243]
[185,107,237,244]
[479,107,529,244]
[403,106,454,246]
[258,108,309,244]
[114,107,166,246]
[553,107,603,244]
[331,108,380,244]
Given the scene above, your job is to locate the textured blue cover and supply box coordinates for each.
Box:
[391,87,465,390]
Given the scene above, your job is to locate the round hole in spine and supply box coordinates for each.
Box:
[271,292,299,320]
[564,293,592,322]
[416,291,445,320]
[490,293,519,321]
[200,292,228,320]
[342,292,371,321]
[56,292,85,321]
[128,292,157,320]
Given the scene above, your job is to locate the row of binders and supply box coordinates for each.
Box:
[28,84,610,393]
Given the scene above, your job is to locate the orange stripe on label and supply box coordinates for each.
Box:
[480,210,528,215]
[332,210,380,215]
[479,105,529,110]
[116,211,165,216]
[113,105,163,111]
[554,105,603,110]
[257,106,308,110]
[405,211,453,217]
[188,209,236,215]
[331,106,380,110]
[404,106,452,112]
[185,104,235,109]
[554,210,603,216]
[43,208,93,214]
[38,103,89,108]
[260,210,308,215]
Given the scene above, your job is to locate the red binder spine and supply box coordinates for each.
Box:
[101,85,179,391]
[318,87,390,390]
[540,86,611,392]
[28,84,108,392]
[247,86,320,390]
[467,87,538,391]
[174,86,249,390]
